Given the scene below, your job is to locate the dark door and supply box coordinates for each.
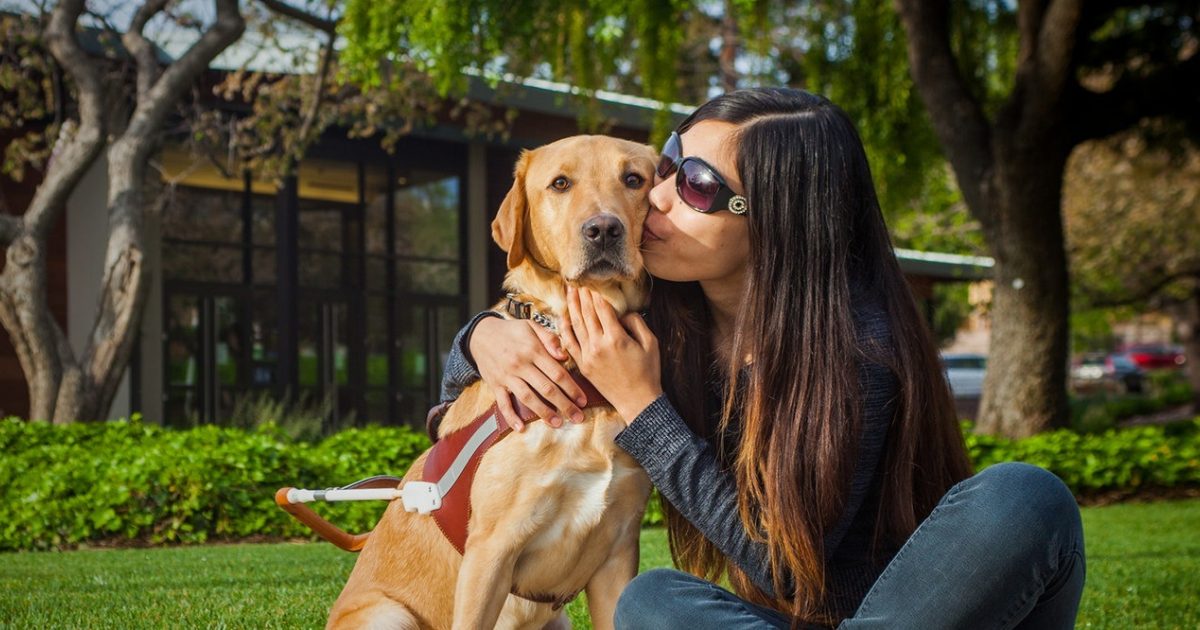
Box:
[163,289,263,426]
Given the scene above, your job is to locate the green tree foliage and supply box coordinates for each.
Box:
[341,0,683,136]
[0,15,59,184]
[337,0,988,256]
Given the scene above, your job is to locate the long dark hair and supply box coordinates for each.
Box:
[647,87,972,625]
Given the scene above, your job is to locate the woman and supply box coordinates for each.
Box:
[440,88,1084,628]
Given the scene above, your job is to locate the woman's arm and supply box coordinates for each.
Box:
[564,286,898,598]
[614,359,897,599]
[439,311,501,402]
[614,394,783,594]
[438,312,588,430]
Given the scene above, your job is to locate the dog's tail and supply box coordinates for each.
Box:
[275,476,403,551]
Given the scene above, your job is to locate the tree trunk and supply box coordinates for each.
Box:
[719,0,739,93]
[0,235,73,423]
[51,137,151,424]
[974,142,1073,438]
[1173,284,1200,414]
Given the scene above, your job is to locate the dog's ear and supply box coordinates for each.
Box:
[492,150,532,269]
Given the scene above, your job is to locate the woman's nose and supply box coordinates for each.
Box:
[648,177,673,213]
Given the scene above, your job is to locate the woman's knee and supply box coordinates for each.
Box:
[614,568,694,627]
[972,462,1082,544]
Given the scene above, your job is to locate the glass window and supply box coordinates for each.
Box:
[165,294,200,387]
[395,260,459,295]
[363,162,391,256]
[394,172,460,260]
[249,291,278,387]
[298,204,344,252]
[366,296,389,388]
[162,242,242,283]
[251,195,276,246]
[397,305,428,390]
[251,247,276,285]
[299,251,342,289]
[162,186,243,243]
[214,296,241,387]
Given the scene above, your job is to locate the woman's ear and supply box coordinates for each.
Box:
[492,150,533,269]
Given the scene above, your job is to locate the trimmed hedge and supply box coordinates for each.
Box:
[965,419,1200,493]
[0,417,427,551]
[2,416,1198,551]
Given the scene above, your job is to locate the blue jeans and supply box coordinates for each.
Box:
[614,462,1086,629]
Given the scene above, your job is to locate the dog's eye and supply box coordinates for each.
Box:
[623,173,645,189]
[550,176,571,191]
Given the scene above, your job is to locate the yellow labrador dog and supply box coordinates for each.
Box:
[327,136,656,630]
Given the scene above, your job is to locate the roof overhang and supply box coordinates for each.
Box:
[895,248,994,281]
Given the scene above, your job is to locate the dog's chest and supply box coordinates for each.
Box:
[511,421,648,546]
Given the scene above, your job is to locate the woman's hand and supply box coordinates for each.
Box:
[561,286,663,424]
[468,317,587,432]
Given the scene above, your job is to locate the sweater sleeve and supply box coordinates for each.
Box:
[614,394,787,595]
[614,332,897,599]
[439,311,503,403]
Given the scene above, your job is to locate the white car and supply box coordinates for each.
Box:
[941,353,987,398]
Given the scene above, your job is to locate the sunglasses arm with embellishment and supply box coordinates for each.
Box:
[656,131,749,215]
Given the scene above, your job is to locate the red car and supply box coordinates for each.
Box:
[1121,344,1187,369]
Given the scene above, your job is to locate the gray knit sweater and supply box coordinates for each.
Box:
[439,299,899,622]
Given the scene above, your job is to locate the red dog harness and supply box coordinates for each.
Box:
[417,372,608,553]
[405,371,609,610]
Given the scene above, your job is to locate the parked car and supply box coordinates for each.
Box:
[1071,352,1145,394]
[941,353,986,398]
[1122,344,1186,370]
[1106,352,1147,393]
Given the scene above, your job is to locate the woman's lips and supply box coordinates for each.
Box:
[642,222,662,243]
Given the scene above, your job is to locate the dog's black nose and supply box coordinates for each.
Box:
[582,214,625,248]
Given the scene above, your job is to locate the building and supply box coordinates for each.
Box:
[0,51,992,429]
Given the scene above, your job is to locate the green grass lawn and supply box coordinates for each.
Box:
[2,500,1197,629]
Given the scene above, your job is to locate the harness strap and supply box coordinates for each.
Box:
[417,370,608,611]
[421,370,608,552]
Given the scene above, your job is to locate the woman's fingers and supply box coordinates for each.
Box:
[528,357,587,422]
[509,379,562,427]
[534,351,587,408]
[529,320,569,361]
[590,289,624,332]
[621,312,656,349]
[492,384,524,433]
[560,312,581,362]
[566,286,589,348]
[577,286,603,339]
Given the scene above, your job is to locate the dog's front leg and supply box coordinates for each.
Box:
[584,526,641,630]
[452,538,517,630]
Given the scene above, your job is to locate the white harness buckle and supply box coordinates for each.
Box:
[400,481,442,515]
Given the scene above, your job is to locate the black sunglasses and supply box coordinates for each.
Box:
[656,131,749,215]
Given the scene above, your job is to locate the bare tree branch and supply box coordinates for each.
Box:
[1036,0,1083,95]
[25,0,107,242]
[122,0,245,147]
[1081,268,1200,309]
[297,33,337,148]
[1006,1,1083,141]
[893,0,995,227]
[258,0,337,34]
[123,0,170,98]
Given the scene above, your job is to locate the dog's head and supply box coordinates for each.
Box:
[491,135,656,284]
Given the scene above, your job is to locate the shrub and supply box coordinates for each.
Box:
[965,418,1200,493]
[0,416,430,551]
[3,416,1198,551]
